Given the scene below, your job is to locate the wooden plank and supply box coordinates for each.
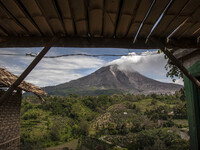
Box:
[190,8,200,23]
[138,0,170,38]
[152,14,174,37]
[127,23,140,38]
[89,9,103,37]
[127,0,153,37]
[139,24,153,38]
[173,22,193,38]
[21,0,54,36]
[89,0,104,37]
[56,0,75,35]
[162,16,188,37]
[181,23,200,37]
[145,0,170,24]
[0,2,28,36]
[0,20,17,36]
[103,0,120,37]
[0,36,199,49]
[69,0,88,36]
[178,49,200,62]
[103,12,117,37]
[35,0,65,35]
[181,0,200,16]
[152,0,188,37]
[116,0,138,38]
[0,7,26,36]
[1,0,41,36]
[0,27,8,36]
[162,0,200,37]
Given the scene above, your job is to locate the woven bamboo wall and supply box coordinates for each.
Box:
[0,90,22,150]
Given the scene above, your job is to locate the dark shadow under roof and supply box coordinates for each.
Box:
[0,0,199,49]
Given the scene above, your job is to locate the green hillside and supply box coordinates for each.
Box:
[20,92,189,150]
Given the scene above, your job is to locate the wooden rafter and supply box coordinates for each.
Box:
[0,36,58,106]
[0,36,199,49]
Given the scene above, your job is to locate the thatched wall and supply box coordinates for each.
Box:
[0,90,21,150]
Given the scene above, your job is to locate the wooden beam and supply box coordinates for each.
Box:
[0,36,199,49]
[0,36,58,106]
[178,49,200,62]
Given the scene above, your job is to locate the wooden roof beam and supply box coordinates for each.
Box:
[133,0,156,43]
[160,0,191,37]
[145,0,174,43]
[0,36,199,49]
[0,1,29,35]
[167,18,189,40]
[51,0,67,35]
[35,0,56,35]
[14,0,43,36]
[177,49,200,62]
[0,36,58,106]
[170,4,200,39]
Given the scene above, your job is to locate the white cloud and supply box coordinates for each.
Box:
[0,48,181,87]
[0,54,105,87]
[108,51,172,82]
[175,78,184,85]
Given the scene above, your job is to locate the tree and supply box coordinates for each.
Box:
[158,50,183,82]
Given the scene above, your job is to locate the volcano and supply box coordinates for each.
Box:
[44,65,182,96]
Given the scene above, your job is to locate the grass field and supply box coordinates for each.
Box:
[132,99,166,112]
[46,139,78,150]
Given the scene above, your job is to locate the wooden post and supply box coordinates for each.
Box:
[0,36,58,106]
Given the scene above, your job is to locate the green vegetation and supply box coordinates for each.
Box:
[20,90,190,150]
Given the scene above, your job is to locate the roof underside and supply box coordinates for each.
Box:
[0,0,200,49]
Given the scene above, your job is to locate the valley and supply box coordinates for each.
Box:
[20,92,189,150]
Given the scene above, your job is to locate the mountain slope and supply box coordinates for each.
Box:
[44,65,182,96]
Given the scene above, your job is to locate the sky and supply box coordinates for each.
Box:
[0,47,183,87]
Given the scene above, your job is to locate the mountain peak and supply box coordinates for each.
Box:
[44,65,182,96]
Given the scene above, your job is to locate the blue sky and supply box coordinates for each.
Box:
[0,47,183,87]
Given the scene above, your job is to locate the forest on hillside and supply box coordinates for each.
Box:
[20,90,190,150]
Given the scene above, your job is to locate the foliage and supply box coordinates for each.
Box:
[158,49,183,82]
[20,93,189,150]
[145,105,171,121]
[127,129,189,150]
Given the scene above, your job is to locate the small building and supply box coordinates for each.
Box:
[0,67,46,149]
